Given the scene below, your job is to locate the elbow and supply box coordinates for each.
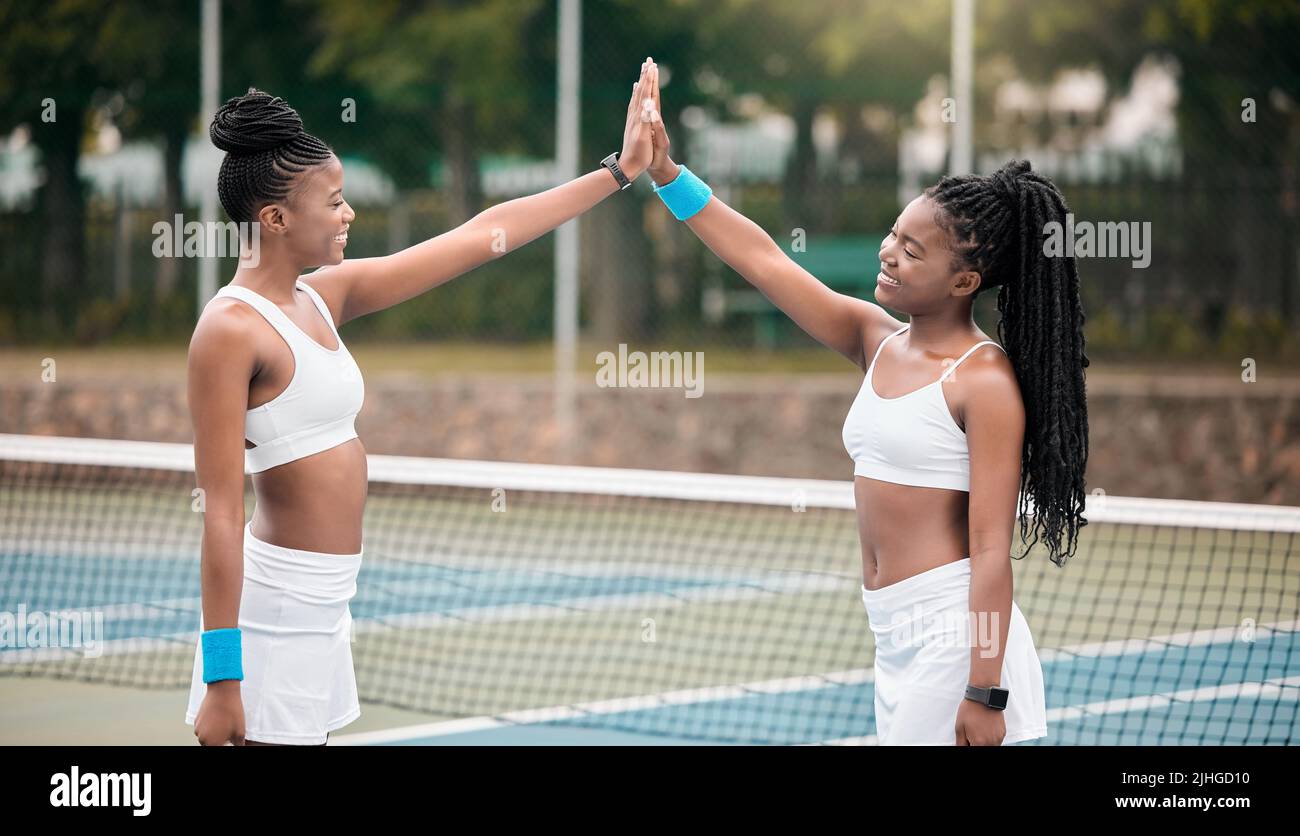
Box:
[747,243,786,283]
[200,504,245,536]
[463,210,511,262]
[968,547,1015,580]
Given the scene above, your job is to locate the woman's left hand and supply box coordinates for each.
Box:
[617,58,659,182]
[955,698,1007,746]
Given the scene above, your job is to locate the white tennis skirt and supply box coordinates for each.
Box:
[861,557,1048,745]
[185,521,363,745]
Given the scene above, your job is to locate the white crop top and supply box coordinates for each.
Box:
[842,324,1004,492]
[214,280,365,473]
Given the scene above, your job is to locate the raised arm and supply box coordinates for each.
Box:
[306,61,658,326]
[644,60,897,369]
[187,302,258,745]
[677,190,892,369]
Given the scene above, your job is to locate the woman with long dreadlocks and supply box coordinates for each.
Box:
[185,63,659,745]
[641,58,1087,745]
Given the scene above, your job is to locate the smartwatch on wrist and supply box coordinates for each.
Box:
[965,684,1009,710]
[601,152,632,190]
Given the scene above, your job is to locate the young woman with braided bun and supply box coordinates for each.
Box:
[187,67,659,746]
[641,58,1086,745]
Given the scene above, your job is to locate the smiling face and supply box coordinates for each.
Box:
[874,195,981,313]
[255,154,354,268]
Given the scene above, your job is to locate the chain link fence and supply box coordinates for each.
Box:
[1,0,1297,361]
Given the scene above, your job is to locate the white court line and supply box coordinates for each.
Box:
[356,573,844,635]
[332,668,876,746]
[1036,619,1300,663]
[330,620,1299,746]
[1043,675,1300,723]
[816,675,1300,746]
[0,573,848,665]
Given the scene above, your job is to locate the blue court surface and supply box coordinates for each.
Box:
[330,619,1298,745]
[3,519,1297,746]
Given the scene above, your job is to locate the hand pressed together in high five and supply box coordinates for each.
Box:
[643,58,680,188]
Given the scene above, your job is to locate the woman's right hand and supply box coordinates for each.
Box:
[194,680,246,746]
[646,59,680,187]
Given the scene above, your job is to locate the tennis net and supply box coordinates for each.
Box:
[1,433,1296,745]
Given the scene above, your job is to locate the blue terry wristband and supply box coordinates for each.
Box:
[201,627,244,683]
[652,165,712,221]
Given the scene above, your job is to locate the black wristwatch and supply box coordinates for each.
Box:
[601,152,632,190]
[965,684,1009,710]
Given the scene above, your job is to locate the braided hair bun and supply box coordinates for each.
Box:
[210,88,304,155]
[210,88,334,223]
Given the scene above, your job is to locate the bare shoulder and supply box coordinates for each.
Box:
[189,297,260,369]
[956,339,1023,420]
[298,264,372,326]
[853,303,907,369]
[966,337,1016,378]
[297,267,350,326]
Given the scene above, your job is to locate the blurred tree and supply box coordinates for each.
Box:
[987,0,1300,327]
[571,0,949,338]
[213,1,375,197]
[578,0,712,342]
[68,1,360,316]
[96,1,200,304]
[817,0,951,224]
[0,0,104,328]
[306,0,547,226]
[692,0,948,230]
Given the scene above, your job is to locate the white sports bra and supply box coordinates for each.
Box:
[214,279,365,473]
[842,324,1005,492]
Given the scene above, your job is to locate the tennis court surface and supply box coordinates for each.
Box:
[2,434,1295,745]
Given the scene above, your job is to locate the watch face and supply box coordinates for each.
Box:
[989,688,1009,710]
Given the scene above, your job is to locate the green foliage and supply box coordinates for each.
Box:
[1077,304,1300,363]
[0,0,1297,363]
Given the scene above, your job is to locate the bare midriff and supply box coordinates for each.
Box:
[244,438,369,555]
[855,476,969,591]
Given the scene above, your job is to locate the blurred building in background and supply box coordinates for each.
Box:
[1,0,1297,499]
[0,0,1296,357]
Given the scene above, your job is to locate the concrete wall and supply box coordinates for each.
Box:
[4,372,1297,505]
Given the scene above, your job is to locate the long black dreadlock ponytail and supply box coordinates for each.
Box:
[210,88,334,224]
[924,158,1089,567]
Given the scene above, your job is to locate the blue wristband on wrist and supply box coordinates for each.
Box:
[652,164,712,221]
[201,627,244,684]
